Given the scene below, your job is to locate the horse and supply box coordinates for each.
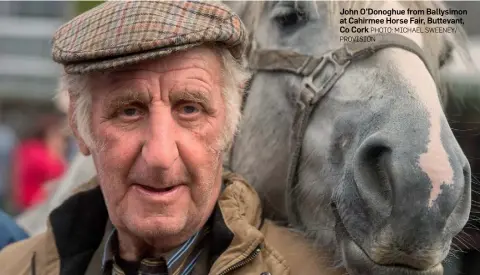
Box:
[15,1,477,274]
[222,1,476,274]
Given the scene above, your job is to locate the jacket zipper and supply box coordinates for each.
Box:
[217,246,261,275]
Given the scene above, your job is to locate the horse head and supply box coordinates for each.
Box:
[226,1,474,274]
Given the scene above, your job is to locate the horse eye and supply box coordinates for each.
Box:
[274,9,307,27]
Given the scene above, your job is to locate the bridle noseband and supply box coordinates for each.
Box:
[229,33,442,226]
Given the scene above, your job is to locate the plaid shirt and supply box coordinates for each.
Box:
[102,227,210,275]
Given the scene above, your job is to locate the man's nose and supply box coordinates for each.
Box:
[141,111,179,169]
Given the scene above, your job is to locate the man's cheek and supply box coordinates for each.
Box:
[102,136,141,161]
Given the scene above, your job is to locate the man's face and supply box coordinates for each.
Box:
[81,47,226,249]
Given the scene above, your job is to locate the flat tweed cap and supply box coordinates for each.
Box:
[52,1,247,74]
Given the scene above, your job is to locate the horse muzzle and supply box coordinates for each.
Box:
[333,204,446,275]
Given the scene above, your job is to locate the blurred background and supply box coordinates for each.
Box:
[0,1,479,274]
[0,1,101,214]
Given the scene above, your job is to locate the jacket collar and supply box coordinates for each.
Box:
[48,181,108,275]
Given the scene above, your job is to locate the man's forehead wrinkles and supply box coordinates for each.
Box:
[101,80,152,103]
[168,80,212,98]
[107,71,153,83]
[155,62,214,77]
[109,65,214,82]
[107,89,151,102]
[184,76,215,91]
[100,77,150,96]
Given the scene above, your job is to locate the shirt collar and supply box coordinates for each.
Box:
[101,224,205,273]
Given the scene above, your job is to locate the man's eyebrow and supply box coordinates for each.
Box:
[105,90,150,109]
[169,90,212,106]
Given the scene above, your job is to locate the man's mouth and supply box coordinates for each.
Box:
[132,183,184,199]
[138,184,176,192]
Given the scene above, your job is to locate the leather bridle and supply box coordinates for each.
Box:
[229,33,443,226]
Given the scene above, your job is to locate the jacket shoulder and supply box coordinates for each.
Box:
[0,232,59,275]
[261,220,344,275]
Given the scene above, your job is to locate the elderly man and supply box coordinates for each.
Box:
[0,2,340,275]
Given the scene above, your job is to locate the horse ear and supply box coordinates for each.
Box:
[68,93,91,156]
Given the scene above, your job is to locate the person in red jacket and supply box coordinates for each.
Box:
[12,112,67,211]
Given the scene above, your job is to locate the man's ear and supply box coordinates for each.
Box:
[68,94,91,156]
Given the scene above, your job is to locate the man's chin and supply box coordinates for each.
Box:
[124,214,189,239]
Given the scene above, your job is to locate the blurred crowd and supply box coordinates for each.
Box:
[0,95,76,215]
[0,89,78,248]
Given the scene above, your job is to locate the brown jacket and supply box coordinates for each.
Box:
[0,172,344,275]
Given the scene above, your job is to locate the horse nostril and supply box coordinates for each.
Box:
[354,144,393,216]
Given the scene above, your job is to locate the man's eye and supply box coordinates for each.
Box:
[181,104,200,114]
[118,107,144,119]
[122,108,139,116]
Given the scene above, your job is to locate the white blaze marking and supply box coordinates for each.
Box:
[419,114,454,208]
[368,2,454,207]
